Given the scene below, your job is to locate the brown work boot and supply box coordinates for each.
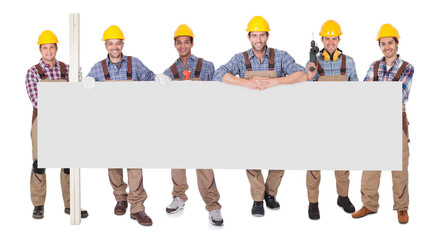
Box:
[397,210,409,224]
[352,207,376,218]
[114,201,128,215]
[130,211,153,226]
[64,208,89,218]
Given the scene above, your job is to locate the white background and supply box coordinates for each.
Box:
[0,0,438,239]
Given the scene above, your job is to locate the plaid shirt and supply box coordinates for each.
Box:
[25,58,70,108]
[163,54,215,81]
[213,47,305,81]
[307,54,359,81]
[86,54,155,81]
[363,55,414,103]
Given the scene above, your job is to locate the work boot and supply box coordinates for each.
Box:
[308,202,320,220]
[337,195,355,213]
[264,192,280,210]
[33,206,44,219]
[166,196,185,214]
[64,208,89,218]
[130,211,153,226]
[352,207,376,218]
[397,210,409,224]
[209,209,224,226]
[251,201,264,217]
[114,201,128,215]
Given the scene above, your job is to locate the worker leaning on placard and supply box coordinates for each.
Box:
[304,20,357,220]
[25,30,89,220]
[213,16,310,217]
[352,23,414,224]
[84,25,157,226]
[157,24,223,226]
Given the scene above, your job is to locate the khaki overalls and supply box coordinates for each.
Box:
[360,61,410,212]
[102,56,148,213]
[306,54,351,203]
[242,48,284,201]
[30,62,70,208]
[168,58,222,211]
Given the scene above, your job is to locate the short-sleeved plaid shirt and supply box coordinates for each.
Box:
[363,56,414,103]
[213,47,305,81]
[25,58,70,108]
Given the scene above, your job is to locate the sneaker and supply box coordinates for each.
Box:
[209,209,224,226]
[397,210,409,224]
[337,195,355,213]
[166,197,185,214]
[264,192,280,209]
[308,202,320,220]
[251,201,264,217]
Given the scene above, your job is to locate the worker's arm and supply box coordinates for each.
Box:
[221,73,259,89]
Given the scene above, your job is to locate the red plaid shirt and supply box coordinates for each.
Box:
[26,58,69,108]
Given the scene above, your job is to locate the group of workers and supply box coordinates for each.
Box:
[26,16,414,226]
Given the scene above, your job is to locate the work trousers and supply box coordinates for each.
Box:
[361,106,410,212]
[306,170,350,203]
[171,169,221,212]
[246,169,284,201]
[108,169,147,213]
[30,118,70,207]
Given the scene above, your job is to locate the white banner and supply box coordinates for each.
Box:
[38,81,402,170]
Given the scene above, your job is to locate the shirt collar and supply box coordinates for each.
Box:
[380,54,402,67]
[39,58,60,68]
[106,53,127,66]
[247,47,271,59]
[176,54,197,63]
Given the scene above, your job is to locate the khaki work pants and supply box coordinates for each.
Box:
[108,168,147,213]
[30,118,70,207]
[246,169,284,201]
[361,107,410,212]
[306,170,350,203]
[171,169,221,212]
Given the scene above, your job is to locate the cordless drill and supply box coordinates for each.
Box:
[309,39,319,72]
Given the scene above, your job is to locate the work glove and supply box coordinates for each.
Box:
[82,76,96,89]
[155,73,172,86]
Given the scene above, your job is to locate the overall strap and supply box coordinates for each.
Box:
[58,61,68,80]
[194,58,203,78]
[126,56,133,80]
[340,54,346,75]
[243,51,252,71]
[170,62,180,79]
[269,48,275,71]
[373,60,380,81]
[393,61,409,81]
[101,60,111,80]
[34,64,46,79]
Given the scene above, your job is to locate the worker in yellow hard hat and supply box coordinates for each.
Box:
[352,23,414,224]
[85,25,156,226]
[213,16,309,217]
[26,30,89,219]
[161,24,223,226]
[304,20,358,220]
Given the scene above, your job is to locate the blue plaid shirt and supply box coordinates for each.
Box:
[213,47,305,81]
[163,54,215,81]
[87,54,155,81]
[363,55,414,103]
[306,54,359,81]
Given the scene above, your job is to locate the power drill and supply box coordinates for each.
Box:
[309,38,319,72]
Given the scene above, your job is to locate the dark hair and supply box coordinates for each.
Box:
[378,37,399,46]
[174,37,193,44]
[248,32,269,37]
[39,43,57,49]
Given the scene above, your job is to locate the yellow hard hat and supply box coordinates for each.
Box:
[37,30,59,45]
[174,24,194,39]
[319,20,343,37]
[102,25,125,41]
[377,23,400,40]
[246,16,270,32]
